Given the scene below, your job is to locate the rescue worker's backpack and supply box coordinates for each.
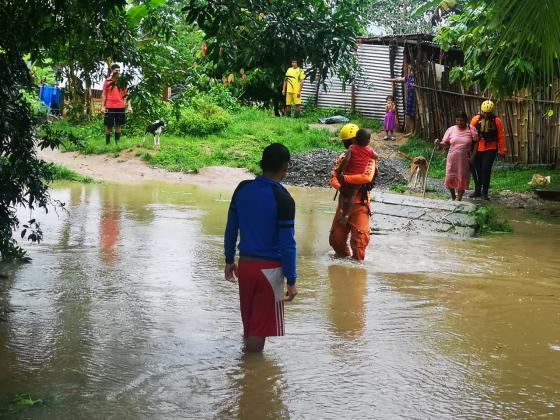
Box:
[476,114,498,142]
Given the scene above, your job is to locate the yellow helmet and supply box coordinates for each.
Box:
[340,123,359,141]
[481,100,495,113]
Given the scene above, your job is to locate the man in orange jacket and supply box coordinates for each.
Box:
[470,100,506,200]
[329,124,377,260]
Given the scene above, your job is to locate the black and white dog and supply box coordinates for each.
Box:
[145,119,165,148]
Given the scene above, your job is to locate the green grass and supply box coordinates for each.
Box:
[399,136,446,179]
[54,119,140,155]
[53,107,382,174]
[389,182,408,193]
[399,137,560,193]
[0,393,44,417]
[49,163,96,183]
[491,168,560,193]
[475,205,513,233]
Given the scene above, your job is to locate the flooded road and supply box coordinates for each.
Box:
[1,182,559,419]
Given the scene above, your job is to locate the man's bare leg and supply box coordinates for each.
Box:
[244,336,265,353]
[448,188,456,201]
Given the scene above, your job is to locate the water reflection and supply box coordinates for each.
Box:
[327,264,367,340]
[100,207,121,264]
[235,354,288,419]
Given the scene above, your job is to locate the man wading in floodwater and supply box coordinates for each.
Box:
[224,143,298,352]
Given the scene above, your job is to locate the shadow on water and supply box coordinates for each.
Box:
[0,182,559,418]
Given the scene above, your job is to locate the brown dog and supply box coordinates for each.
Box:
[409,156,428,191]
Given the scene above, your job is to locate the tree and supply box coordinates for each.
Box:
[127,11,213,122]
[367,0,463,35]
[183,0,369,113]
[0,0,212,261]
[0,0,129,261]
[436,0,560,97]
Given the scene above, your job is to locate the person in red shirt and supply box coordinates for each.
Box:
[101,64,132,145]
[470,100,506,200]
[336,128,377,225]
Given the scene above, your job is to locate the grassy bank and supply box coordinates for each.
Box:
[49,164,96,183]
[54,107,382,174]
[399,137,560,193]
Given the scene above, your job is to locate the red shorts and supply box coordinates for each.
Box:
[238,260,285,337]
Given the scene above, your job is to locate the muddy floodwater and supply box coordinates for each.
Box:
[1,182,559,419]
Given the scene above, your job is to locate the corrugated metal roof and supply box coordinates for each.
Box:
[301,44,404,125]
[357,34,462,51]
[358,33,433,42]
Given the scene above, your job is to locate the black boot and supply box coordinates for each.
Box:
[105,133,111,145]
[469,189,481,198]
[115,132,121,144]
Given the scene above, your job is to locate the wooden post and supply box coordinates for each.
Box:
[527,99,533,163]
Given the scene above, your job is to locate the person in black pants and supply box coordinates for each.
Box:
[473,148,498,198]
[101,64,132,145]
[470,100,506,200]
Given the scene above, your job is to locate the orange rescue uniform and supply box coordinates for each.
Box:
[329,154,377,260]
[470,114,506,155]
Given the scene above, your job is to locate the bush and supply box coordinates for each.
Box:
[474,205,513,234]
[49,119,102,151]
[203,85,241,112]
[175,102,231,136]
[128,91,177,135]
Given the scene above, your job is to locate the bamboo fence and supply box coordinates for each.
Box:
[413,61,560,165]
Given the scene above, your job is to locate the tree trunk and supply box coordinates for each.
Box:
[85,74,92,117]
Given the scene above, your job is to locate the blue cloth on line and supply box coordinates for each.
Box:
[39,85,62,111]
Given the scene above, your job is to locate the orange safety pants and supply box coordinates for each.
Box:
[329,202,371,260]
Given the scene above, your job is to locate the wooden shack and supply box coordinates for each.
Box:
[304,34,559,166]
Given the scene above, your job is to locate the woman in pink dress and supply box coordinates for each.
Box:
[435,111,478,201]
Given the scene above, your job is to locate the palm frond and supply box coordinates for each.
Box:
[480,0,560,93]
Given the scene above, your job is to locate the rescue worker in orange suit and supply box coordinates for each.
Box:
[470,100,506,200]
[329,124,378,260]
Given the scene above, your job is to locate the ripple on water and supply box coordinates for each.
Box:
[2,184,560,419]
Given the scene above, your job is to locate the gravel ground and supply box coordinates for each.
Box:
[283,148,557,210]
[283,148,443,191]
[491,191,553,209]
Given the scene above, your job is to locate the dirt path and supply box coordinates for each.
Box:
[38,147,253,188]
[40,124,408,189]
